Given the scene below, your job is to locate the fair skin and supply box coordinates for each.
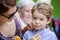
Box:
[0,6,17,37]
[19,5,32,24]
[0,6,22,40]
[0,0,22,40]
[29,10,50,40]
[0,6,17,25]
[32,10,50,30]
[18,5,33,30]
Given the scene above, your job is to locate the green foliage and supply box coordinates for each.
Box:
[51,0,60,19]
[16,0,19,3]
[33,0,37,2]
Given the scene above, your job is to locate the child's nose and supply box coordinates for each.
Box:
[36,19,40,24]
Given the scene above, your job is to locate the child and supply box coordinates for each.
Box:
[23,3,58,40]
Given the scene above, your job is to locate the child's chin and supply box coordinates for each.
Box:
[35,28,42,30]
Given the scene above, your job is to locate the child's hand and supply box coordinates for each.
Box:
[29,33,41,40]
[12,35,21,40]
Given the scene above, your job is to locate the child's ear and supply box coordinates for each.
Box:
[47,18,51,24]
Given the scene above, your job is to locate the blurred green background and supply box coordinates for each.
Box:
[51,0,60,20]
[16,0,60,20]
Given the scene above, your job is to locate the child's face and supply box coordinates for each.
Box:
[32,10,48,30]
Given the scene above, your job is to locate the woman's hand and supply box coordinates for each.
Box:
[21,20,33,34]
[29,33,41,40]
[22,23,33,35]
[26,22,33,31]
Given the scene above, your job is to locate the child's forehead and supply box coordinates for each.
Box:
[33,9,45,15]
[32,10,46,18]
[33,8,49,16]
[33,9,39,13]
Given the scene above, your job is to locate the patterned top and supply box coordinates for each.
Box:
[0,17,22,40]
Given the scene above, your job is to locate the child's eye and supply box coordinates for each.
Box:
[40,18,44,20]
[33,18,36,19]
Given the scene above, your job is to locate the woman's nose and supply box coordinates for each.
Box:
[29,11,31,16]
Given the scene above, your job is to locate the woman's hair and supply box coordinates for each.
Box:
[31,3,52,21]
[5,0,16,7]
[0,3,9,15]
[0,0,16,15]
[16,0,35,9]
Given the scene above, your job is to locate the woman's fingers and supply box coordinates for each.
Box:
[27,23,33,30]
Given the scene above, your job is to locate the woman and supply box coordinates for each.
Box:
[0,0,21,40]
[17,0,35,34]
